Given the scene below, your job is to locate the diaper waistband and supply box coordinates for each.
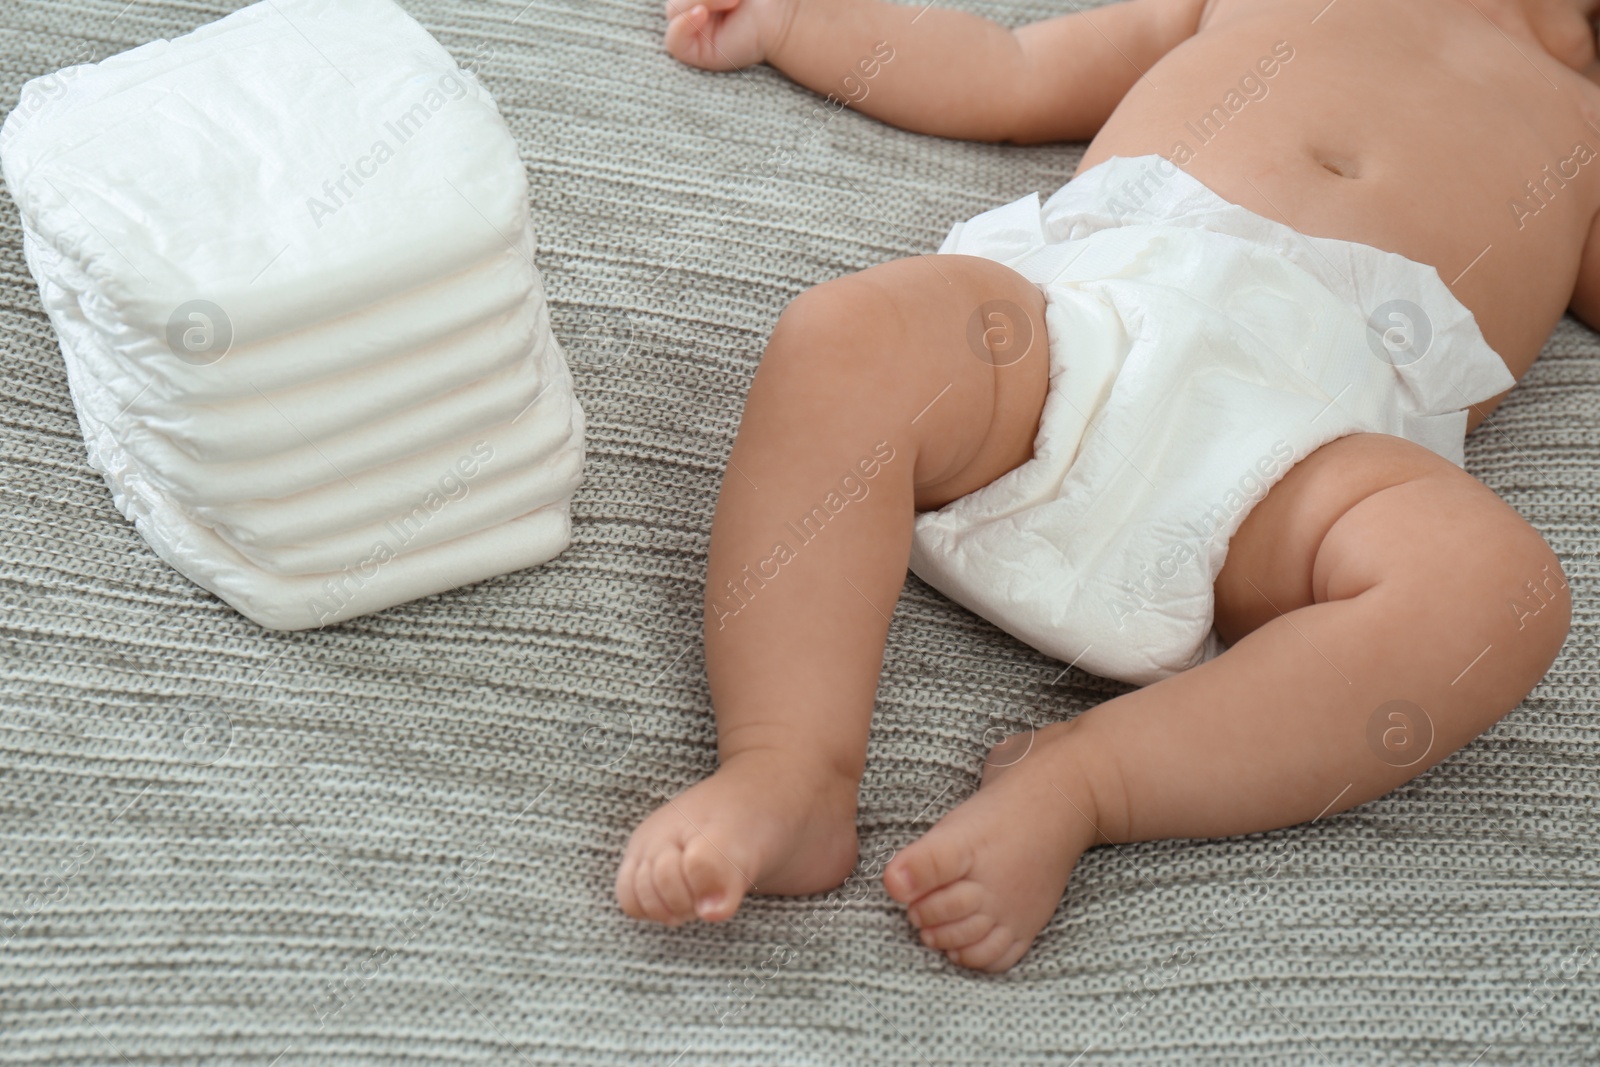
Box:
[937,154,1517,429]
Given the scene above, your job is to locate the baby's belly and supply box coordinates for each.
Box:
[1075,0,1600,391]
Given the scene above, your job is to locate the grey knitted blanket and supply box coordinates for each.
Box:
[2,1,1597,1063]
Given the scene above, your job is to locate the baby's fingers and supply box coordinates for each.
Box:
[664,1,761,71]
[664,6,710,64]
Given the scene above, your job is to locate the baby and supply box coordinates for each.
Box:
[616,0,1582,971]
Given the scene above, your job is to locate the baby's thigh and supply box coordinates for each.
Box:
[1211,432,1481,644]
[762,254,1050,510]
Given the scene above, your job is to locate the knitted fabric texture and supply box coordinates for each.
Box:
[1,1,1597,1063]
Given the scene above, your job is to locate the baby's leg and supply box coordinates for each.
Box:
[886,432,1572,971]
[616,255,1049,924]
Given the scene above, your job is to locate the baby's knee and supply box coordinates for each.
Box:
[765,255,1042,378]
[760,268,943,411]
[771,273,921,374]
[1496,528,1572,680]
[1429,493,1572,703]
[1300,446,1571,694]
[771,274,891,351]
[755,257,1048,497]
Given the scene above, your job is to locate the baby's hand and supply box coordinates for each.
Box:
[664,0,792,72]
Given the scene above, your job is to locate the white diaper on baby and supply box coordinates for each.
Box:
[909,154,1517,687]
[1,0,586,629]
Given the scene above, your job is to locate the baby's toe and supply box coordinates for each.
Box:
[681,835,750,922]
[615,854,645,919]
[631,857,677,924]
[919,911,996,951]
[883,829,975,904]
[991,939,1032,973]
[907,880,983,928]
[652,849,698,922]
[948,925,1021,972]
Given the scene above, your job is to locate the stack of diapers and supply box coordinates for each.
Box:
[0,0,585,629]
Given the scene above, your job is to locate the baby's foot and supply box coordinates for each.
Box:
[883,724,1112,972]
[616,750,859,924]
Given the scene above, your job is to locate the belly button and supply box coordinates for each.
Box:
[1315,154,1358,178]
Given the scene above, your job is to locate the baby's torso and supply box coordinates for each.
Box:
[1078,0,1600,421]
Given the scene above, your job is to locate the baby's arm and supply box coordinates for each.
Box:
[664,0,1205,144]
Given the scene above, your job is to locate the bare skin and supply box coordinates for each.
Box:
[616,0,1581,971]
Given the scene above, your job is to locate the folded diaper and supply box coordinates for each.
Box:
[57,283,543,463]
[69,330,557,503]
[31,237,539,403]
[196,385,578,547]
[910,154,1517,687]
[1,0,586,629]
